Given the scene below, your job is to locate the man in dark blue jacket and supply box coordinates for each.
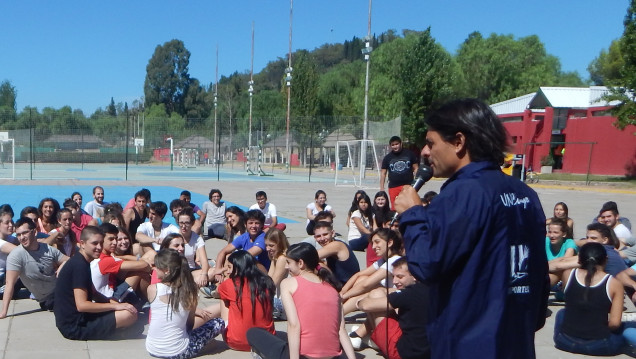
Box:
[395,98,549,359]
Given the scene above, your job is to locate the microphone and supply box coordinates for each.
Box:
[390,165,433,226]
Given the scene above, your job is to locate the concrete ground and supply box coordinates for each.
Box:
[1,177,635,358]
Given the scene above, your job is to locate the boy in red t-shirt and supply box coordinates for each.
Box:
[90,223,152,305]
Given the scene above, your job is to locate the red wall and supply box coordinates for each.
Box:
[562,110,636,176]
[502,106,636,176]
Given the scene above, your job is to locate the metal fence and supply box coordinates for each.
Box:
[0,114,403,183]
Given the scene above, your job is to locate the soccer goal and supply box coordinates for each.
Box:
[334,139,380,188]
[174,148,198,168]
[246,145,273,176]
[0,132,15,180]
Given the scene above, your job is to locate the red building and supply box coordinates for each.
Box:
[491,87,636,176]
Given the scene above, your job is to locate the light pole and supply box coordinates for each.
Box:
[213,45,219,168]
[248,21,255,149]
[360,0,373,181]
[285,0,293,173]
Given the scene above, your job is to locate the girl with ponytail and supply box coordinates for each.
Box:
[246,242,356,359]
[553,241,629,355]
[146,249,224,359]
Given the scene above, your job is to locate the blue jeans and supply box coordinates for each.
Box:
[348,234,369,252]
[553,309,624,356]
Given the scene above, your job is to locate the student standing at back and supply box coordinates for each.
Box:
[380,136,419,209]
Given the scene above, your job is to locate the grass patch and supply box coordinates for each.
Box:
[538,173,636,184]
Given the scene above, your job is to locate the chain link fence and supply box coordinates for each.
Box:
[0,114,403,183]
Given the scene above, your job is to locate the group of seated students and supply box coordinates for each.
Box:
[0,185,434,359]
[546,200,636,356]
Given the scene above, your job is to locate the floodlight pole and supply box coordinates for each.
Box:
[285,0,293,173]
[248,21,255,149]
[360,0,372,181]
[214,45,219,169]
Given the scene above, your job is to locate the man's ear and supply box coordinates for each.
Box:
[454,132,467,156]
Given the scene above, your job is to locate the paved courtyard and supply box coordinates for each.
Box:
[0,177,635,358]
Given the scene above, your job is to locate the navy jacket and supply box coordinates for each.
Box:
[400,161,549,359]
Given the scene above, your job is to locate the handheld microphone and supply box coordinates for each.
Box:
[390,165,433,226]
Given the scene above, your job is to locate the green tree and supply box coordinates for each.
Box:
[0,80,17,112]
[456,32,579,104]
[605,0,636,130]
[317,61,364,117]
[144,39,192,116]
[396,30,458,144]
[107,97,117,116]
[0,80,17,125]
[588,39,624,85]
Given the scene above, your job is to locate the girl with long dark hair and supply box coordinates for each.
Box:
[247,242,356,359]
[218,250,276,351]
[145,249,224,359]
[554,241,629,355]
[347,193,375,251]
[372,191,391,229]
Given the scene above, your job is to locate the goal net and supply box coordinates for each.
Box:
[334,140,380,188]
[174,148,198,168]
[0,132,15,180]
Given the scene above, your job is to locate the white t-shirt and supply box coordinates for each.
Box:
[373,255,402,288]
[184,231,205,269]
[306,202,333,224]
[84,200,108,219]
[615,223,634,246]
[0,239,11,277]
[146,283,190,357]
[90,255,123,298]
[249,202,277,226]
[137,222,180,251]
[347,210,372,241]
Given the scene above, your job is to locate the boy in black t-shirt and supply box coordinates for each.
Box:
[356,257,430,359]
[54,226,138,340]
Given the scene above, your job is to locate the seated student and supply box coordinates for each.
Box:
[201,189,226,239]
[264,228,290,319]
[219,250,276,351]
[176,208,212,288]
[84,186,109,223]
[0,207,17,246]
[63,198,98,243]
[421,190,437,207]
[123,189,149,245]
[224,206,246,243]
[341,228,403,316]
[553,242,629,356]
[123,188,151,210]
[546,217,577,286]
[246,242,356,359]
[348,192,375,252]
[212,210,270,280]
[1,218,66,318]
[598,201,634,248]
[314,221,360,285]
[356,257,431,359]
[70,191,90,215]
[366,211,400,267]
[37,198,60,234]
[550,223,636,296]
[20,206,49,239]
[54,226,139,340]
[44,208,78,257]
[249,191,286,232]
[179,190,205,226]
[146,249,224,359]
[0,211,17,297]
[136,201,179,254]
[170,199,202,236]
[302,210,343,249]
[90,223,151,307]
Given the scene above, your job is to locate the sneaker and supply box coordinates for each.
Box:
[200,284,219,299]
[349,325,363,350]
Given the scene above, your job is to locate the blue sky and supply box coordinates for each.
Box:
[0,1,629,115]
